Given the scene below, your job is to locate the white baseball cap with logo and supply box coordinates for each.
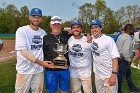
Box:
[50,16,62,24]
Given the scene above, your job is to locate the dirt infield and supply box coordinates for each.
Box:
[0,40,16,62]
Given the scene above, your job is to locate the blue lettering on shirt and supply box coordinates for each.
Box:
[91,41,100,56]
[31,35,42,50]
[69,51,83,58]
[31,44,42,50]
[70,44,83,58]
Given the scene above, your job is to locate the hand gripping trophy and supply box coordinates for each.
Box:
[53,43,68,69]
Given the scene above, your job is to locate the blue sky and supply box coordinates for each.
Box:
[0,0,140,21]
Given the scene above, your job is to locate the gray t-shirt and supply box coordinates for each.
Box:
[116,33,133,62]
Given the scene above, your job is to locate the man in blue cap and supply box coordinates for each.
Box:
[15,8,54,93]
[68,20,93,93]
[89,19,120,93]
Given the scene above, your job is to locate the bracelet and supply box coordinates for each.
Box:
[112,71,117,74]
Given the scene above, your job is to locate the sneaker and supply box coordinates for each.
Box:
[131,63,137,68]
[137,64,140,69]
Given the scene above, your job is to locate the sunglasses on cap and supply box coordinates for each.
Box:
[51,18,62,22]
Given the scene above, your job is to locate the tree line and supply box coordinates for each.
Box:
[0,5,52,34]
[77,0,140,33]
[0,0,140,34]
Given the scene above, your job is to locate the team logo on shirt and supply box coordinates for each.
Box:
[31,35,42,50]
[69,44,83,58]
[72,44,82,52]
[91,41,100,56]
[32,35,42,44]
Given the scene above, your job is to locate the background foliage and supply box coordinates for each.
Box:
[0,0,140,34]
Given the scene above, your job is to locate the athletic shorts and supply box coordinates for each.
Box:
[45,68,70,93]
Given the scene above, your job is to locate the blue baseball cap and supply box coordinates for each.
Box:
[29,8,42,16]
[70,20,82,27]
[89,19,102,27]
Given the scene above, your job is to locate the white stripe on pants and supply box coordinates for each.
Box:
[15,72,44,93]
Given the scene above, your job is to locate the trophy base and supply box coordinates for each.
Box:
[53,57,68,69]
[54,65,68,69]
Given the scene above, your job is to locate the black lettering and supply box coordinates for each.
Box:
[53,60,66,66]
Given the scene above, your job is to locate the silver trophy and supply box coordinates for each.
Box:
[53,43,68,69]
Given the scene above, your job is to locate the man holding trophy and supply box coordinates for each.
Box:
[43,16,71,93]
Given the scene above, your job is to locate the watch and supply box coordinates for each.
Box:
[112,71,118,74]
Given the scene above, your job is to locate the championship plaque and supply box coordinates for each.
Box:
[53,43,68,69]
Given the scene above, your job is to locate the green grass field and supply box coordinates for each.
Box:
[0,59,140,93]
[0,59,16,93]
[0,59,48,93]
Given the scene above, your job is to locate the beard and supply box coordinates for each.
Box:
[30,20,40,26]
[72,31,81,37]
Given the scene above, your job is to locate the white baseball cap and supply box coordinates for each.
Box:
[50,16,62,24]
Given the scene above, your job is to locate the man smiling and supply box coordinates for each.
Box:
[68,20,93,93]
[15,8,53,93]
[89,19,120,93]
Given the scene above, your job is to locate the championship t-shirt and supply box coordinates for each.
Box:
[91,34,120,79]
[68,35,92,78]
[15,25,46,74]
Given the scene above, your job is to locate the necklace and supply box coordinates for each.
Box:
[53,34,60,43]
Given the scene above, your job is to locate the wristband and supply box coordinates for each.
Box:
[112,71,117,74]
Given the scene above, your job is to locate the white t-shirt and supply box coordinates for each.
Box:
[91,34,120,79]
[15,25,46,74]
[68,35,92,78]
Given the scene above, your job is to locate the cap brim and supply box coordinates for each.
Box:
[90,24,102,27]
[50,21,62,24]
[29,14,42,16]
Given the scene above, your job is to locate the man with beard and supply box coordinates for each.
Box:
[68,20,93,93]
[15,8,54,93]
